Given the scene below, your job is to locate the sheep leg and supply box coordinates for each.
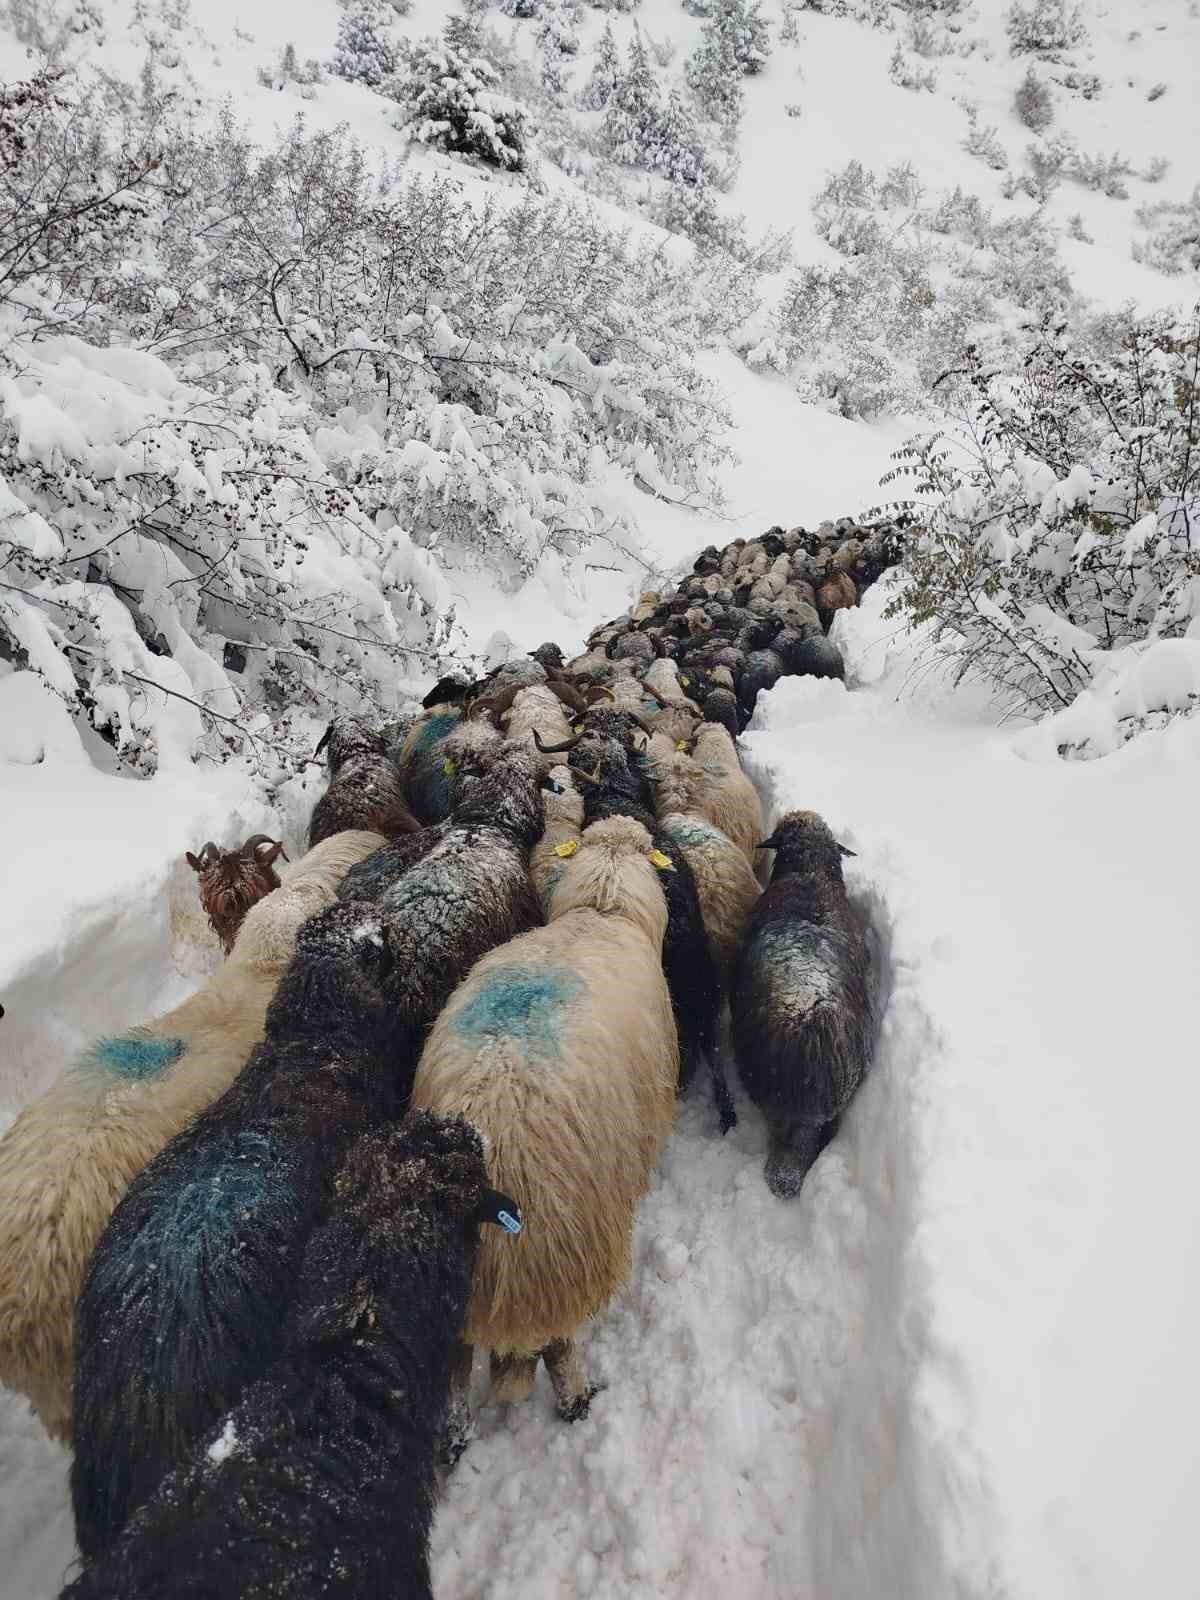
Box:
[763,1118,836,1200]
[489,1348,539,1404]
[540,1338,600,1424]
[438,1342,476,1469]
[710,1055,737,1135]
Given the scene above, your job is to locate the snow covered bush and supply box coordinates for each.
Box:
[1133,188,1200,276]
[257,43,323,94]
[880,312,1200,719]
[388,34,531,171]
[579,16,620,108]
[0,76,733,775]
[331,0,402,88]
[601,26,661,163]
[1005,0,1085,60]
[1013,63,1053,131]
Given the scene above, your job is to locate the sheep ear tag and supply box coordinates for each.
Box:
[442,758,457,777]
[649,849,676,872]
[478,1190,523,1233]
[553,840,579,858]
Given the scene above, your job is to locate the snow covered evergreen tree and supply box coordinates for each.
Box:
[331,0,401,87]
[580,17,621,110]
[389,34,531,170]
[686,6,744,126]
[648,85,710,184]
[538,0,580,99]
[602,26,661,164]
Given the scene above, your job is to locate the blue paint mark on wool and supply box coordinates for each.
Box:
[663,816,726,852]
[110,1130,283,1316]
[453,965,583,1060]
[89,1033,186,1081]
[412,712,461,755]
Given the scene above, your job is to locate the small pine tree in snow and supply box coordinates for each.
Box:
[389,35,530,171]
[648,86,710,185]
[602,27,661,164]
[500,0,541,16]
[686,9,743,126]
[538,0,579,98]
[331,0,401,87]
[687,0,769,127]
[1013,63,1054,130]
[580,18,620,109]
[443,10,483,55]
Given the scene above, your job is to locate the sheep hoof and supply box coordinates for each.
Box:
[557,1383,603,1425]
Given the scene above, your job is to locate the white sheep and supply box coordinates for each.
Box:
[410,814,679,1424]
[503,684,575,771]
[650,722,764,868]
[0,827,383,1443]
[656,811,760,992]
[529,766,585,915]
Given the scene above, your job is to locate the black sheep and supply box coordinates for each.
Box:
[731,811,873,1198]
[737,648,785,727]
[308,718,421,848]
[71,900,403,1561]
[61,1113,521,1600]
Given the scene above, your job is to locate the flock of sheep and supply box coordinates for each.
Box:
[0,516,900,1598]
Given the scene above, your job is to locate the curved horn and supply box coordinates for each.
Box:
[533,729,584,755]
[245,833,288,862]
[641,682,671,708]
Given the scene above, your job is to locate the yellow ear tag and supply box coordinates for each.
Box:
[442,758,456,776]
[680,674,690,687]
[553,840,579,858]
[573,723,584,733]
[649,849,676,872]
[676,740,688,751]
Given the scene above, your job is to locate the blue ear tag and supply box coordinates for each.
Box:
[497,1209,523,1235]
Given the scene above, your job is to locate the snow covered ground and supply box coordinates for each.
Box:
[4,0,1200,1595]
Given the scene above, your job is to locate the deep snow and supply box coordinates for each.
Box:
[4,0,1200,1595]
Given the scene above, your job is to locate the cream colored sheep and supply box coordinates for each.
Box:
[529,765,585,915]
[411,814,678,1422]
[0,827,383,1442]
[657,811,760,990]
[503,684,574,772]
[650,725,764,869]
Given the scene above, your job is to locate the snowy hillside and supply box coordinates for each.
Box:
[2,0,1199,1594]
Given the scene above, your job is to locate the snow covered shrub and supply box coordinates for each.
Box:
[500,0,541,16]
[1005,0,1085,59]
[0,0,105,64]
[1013,63,1053,130]
[0,84,733,774]
[389,35,530,171]
[888,44,937,93]
[1133,188,1200,276]
[331,0,402,87]
[537,0,580,97]
[880,312,1200,719]
[962,112,1008,170]
[1065,147,1133,200]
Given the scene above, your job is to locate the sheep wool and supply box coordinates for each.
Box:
[308,720,419,848]
[70,899,402,1561]
[529,767,585,915]
[0,828,382,1444]
[731,811,874,1199]
[412,816,678,1422]
[60,1114,519,1600]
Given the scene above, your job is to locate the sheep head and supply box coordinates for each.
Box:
[313,717,387,777]
[546,814,672,950]
[758,810,856,880]
[187,834,286,954]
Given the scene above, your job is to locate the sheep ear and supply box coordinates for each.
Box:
[838,843,857,858]
[648,849,676,872]
[313,725,332,760]
[757,832,781,852]
[185,851,204,872]
[477,1190,523,1233]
